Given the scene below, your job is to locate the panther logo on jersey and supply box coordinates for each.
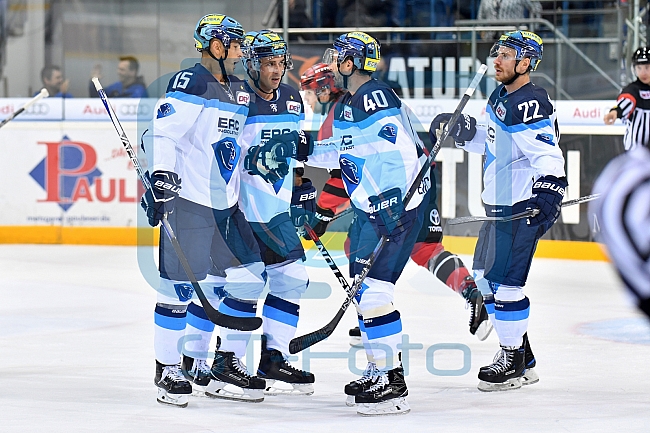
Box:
[157,103,176,119]
[174,283,194,302]
[378,123,397,144]
[212,138,241,184]
[339,155,364,195]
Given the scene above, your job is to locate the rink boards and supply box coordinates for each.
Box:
[0,98,621,261]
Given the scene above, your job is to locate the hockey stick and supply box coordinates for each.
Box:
[304,221,355,297]
[314,205,353,226]
[0,88,49,129]
[289,65,488,354]
[447,193,601,225]
[92,78,261,332]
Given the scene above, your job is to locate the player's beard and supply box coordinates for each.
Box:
[496,65,516,85]
[333,68,346,90]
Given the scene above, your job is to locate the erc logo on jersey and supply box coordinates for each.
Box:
[212,138,241,184]
[378,123,398,144]
[339,154,364,195]
[495,102,507,122]
[640,90,650,99]
[286,101,301,115]
[236,91,250,106]
[157,103,176,119]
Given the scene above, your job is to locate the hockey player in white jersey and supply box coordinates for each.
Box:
[248,32,427,415]
[431,31,565,391]
[141,14,269,407]
[236,30,315,395]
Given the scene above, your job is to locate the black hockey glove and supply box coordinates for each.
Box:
[265,130,314,162]
[429,113,477,147]
[140,170,181,227]
[526,175,568,227]
[368,187,413,236]
[312,206,335,238]
[244,145,290,184]
[291,178,317,239]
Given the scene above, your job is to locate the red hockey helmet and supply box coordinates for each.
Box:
[300,62,341,96]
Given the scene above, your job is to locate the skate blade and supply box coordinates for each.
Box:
[356,397,411,416]
[345,395,356,407]
[477,377,522,392]
[349,336,363,348]
[156,388,189,407]
[205,380,264,403]
[474,320,494,341]
[522,368,539,386]
[264,379,314,396]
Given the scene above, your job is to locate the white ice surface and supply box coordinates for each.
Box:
[1,244,649,432]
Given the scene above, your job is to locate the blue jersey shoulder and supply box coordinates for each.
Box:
[489,83,553,126]
[166,63,238,102]
[246,82,303,117]
[336,79,400,123]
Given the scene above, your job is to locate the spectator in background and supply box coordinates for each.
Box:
[339,0,395,27]
[321,0,339,27]
[39,64,72,97]
[477,0,542,40]
[89,56,148,98]
[276,0,314,40]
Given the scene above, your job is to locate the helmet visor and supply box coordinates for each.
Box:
[322,48,340,66]
[489,44,522,61]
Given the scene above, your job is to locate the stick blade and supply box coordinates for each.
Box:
[289,329,331,354]
[211,314,262,332]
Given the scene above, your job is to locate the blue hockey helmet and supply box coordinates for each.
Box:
[490,30,543,72]
[242,30,293,71]
[194,14,245,52]
[323,31,381,74]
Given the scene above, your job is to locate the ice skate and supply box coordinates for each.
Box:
[521,333,539,386]
[257,336,315,396]
[181,355,212,391]
[154,361,192,407]
[462,284,493,341]
[349,326,363,348]
[206,339,265,403]
[355,366,410,416]
[477,345,525,392]
[344,361,378,406]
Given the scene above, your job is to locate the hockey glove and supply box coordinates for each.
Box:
[244,145,290,184]
[291,178,317,239]
[526,175,568,227]
[265,130,314,162]
[140,170,181,227]
[429,113,477,147]
[368,187,412,236]
[312,206,335,237]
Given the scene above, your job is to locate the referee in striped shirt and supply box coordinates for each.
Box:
[604,47,650,150]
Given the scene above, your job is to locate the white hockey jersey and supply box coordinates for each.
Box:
[462,82,565,206]
[307,79,426,214]
[238,82,304,223]
[144,63,250,210]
